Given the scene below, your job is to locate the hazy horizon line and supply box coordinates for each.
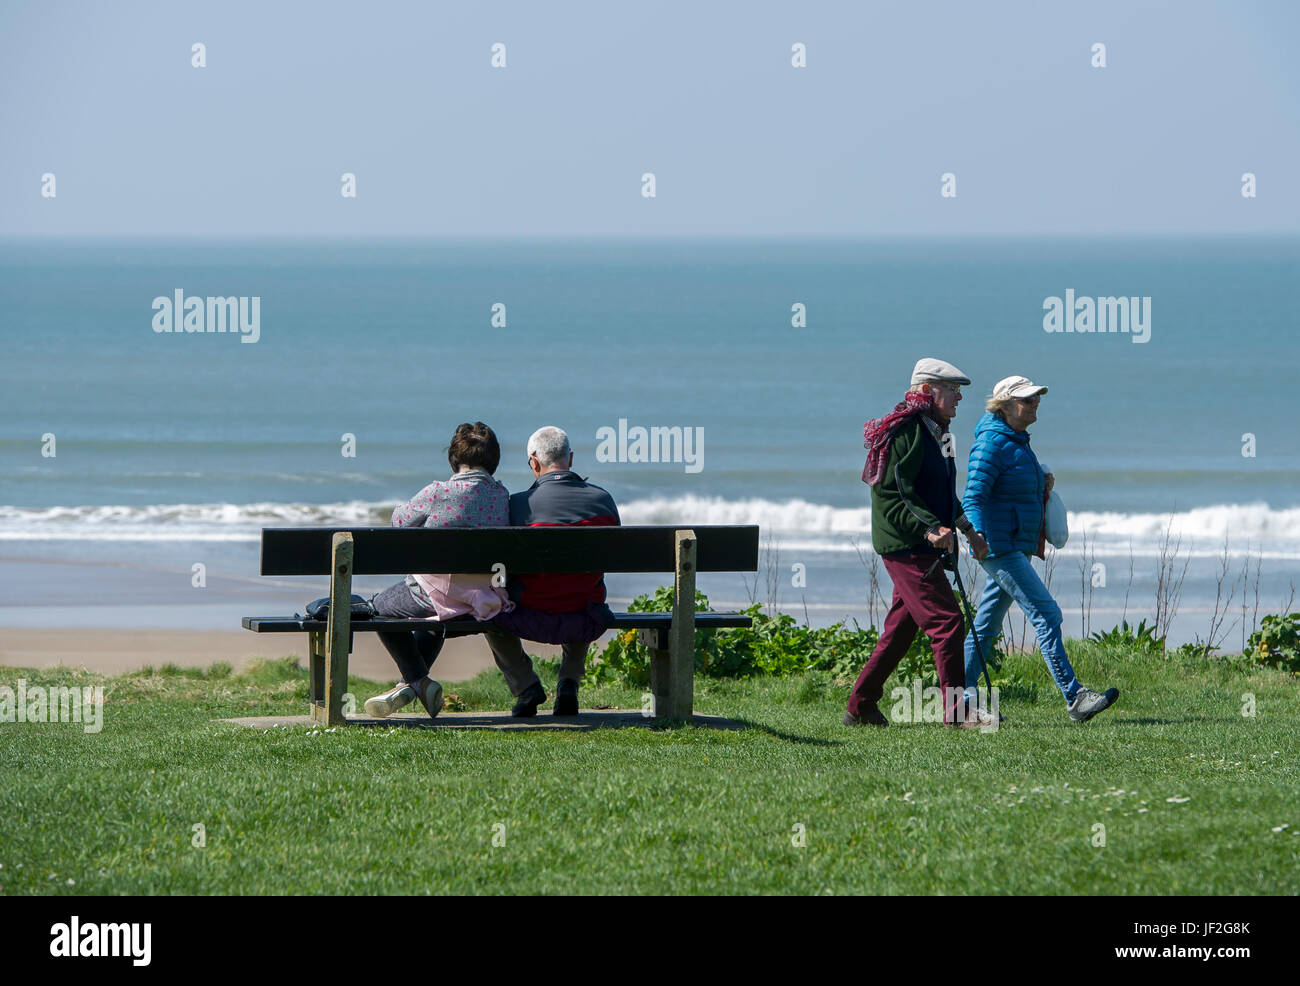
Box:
[3,231,1298,244]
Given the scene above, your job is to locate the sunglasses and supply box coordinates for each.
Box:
[1017,395,1041,406]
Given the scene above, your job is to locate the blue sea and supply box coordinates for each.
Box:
[2,238,1298,645]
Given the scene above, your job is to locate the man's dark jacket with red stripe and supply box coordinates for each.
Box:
[509,470,620,612]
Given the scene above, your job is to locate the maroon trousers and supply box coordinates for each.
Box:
[848,551,966,723]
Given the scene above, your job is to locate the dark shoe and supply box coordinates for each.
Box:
[1068,686,1119,723]
[554,679,579,717]
[511,681,546,718]
[415,678,444,720]
[844,706,889,727]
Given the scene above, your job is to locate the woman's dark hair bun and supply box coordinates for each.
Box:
[447,421,500,474]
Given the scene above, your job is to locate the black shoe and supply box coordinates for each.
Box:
[511,681,546,718]
[554,679,579,717]
[844,706,889,727]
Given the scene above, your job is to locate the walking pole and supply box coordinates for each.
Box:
[949,547,995,704]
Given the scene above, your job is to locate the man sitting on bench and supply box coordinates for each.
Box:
[485,426,621,718]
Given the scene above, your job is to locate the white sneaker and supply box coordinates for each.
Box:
[364,683,416,718]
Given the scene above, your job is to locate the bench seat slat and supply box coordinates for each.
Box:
[242,612,753,633]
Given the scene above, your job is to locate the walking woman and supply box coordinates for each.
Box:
[962,376,1118,722]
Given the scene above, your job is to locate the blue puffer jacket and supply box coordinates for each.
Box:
[963,412,1046,556]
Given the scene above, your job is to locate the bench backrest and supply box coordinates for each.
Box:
[260,525,759,576]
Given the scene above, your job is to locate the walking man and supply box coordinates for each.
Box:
[846,358,990,728]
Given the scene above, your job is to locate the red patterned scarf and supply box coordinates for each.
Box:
[861,390,936,486]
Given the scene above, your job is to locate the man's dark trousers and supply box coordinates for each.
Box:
[848,551,966,722]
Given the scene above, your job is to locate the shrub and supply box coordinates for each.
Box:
[583,586,1028,691]
[1089,619,1165,654]
[1248,612,1300,673]
[583,587,886,686]
[1171,640,1211,660]
[582,586,712,688]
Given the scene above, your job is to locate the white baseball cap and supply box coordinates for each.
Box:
[910,357,971,387]
[992,375,1048,400]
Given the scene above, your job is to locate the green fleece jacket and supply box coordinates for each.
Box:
[869,418,962,555]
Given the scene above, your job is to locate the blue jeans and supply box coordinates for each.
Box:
[963,551,1080,704]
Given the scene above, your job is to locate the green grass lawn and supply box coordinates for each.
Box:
[1,642,1297,895]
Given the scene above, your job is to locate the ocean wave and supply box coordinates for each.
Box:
[625,496,1300,547]
[2,497,1300,555]
[0,501,391,541]
[620,495,873,533]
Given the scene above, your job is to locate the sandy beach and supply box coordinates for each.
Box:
[0,628,569,682]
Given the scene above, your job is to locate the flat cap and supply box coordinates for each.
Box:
[910,357,971,387]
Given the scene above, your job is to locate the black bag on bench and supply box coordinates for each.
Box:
[301,594,376,621]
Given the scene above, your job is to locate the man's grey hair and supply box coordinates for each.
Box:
[527,426,572,467]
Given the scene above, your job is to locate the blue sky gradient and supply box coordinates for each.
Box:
[2,0,1297,237]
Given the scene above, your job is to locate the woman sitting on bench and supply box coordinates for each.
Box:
[363,421,512,719]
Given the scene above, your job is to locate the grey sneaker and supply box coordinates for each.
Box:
[1068,687,1118,723]
[958,705,999,731]
[364,683,416,718]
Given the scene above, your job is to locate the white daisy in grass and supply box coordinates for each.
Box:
[1166,796,1191,804]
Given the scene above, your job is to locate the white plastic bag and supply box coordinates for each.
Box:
[1044,489,1069,548]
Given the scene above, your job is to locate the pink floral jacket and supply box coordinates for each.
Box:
[391,469,515,621]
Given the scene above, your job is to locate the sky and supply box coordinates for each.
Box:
[1,0,1297,237]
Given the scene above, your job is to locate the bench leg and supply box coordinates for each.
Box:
[642,631,671,718]
[308,629,326,717]
[665,529,697,721]
[319,532,354,727]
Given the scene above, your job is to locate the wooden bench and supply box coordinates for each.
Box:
[241,525,759,726]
